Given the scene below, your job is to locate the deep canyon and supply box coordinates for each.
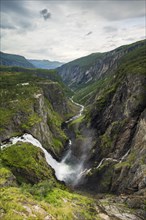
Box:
[0,39,146,220]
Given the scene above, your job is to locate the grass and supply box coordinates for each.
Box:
[0,141,102,219]
[69,115,84,126]
[1,143,54,184]
[0,185,102,220]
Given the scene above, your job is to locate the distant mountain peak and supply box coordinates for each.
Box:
[28,59,64,70]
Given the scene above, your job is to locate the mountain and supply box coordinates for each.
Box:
[28,59,64,69]
[74,41,146,196]
[58,39,146,218]
[58,39,146,90]
[0,52,64,69]
[0,39,146,220]
[0,51,34,68]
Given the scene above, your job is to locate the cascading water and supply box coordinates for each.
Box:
[0,98,85,187]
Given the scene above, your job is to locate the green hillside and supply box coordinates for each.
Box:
[0,52,34,68]
[73,40,146,105]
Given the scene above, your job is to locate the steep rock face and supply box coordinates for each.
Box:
[81,72,146,194]
[58,40,146,89]
[40,82,73,117]
[111,109,146,194]
[0,68,76,157]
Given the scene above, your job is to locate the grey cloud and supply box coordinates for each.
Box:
[125,37,136,41]
[1,0,29,16]
[40,9,51,20]
[1,1,36,31]
[86,31,92,36]
[103,26,117,33]
[0,24,16,30]
[68,0,145,21]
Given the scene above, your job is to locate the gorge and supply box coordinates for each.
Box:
[0,39,146,220]
[1,98,85,187]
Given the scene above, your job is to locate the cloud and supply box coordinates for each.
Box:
[72,0,145,21]
[0,0,145,62]
[1,0,27,14]
[40,9,51,20]
[86,31,92,36]
[103,26,117,33]
[0,24,16,30]
[1,1,37,32]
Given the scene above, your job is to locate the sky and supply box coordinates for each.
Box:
[0,0,146,62]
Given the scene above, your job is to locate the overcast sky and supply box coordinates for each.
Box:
[0,0,146,62]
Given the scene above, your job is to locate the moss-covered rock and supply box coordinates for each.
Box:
[1,143,56,184]
[0,166,17,187]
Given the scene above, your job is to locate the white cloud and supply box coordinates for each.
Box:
[1,0,145,62]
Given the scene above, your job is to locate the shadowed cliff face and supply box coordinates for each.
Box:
[57,40,146,90]
[57,40,146,197]
[76,66,146,195]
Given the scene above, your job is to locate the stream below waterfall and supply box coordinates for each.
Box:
[0,98,85,187]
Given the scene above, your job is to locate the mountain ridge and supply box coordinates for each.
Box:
[0,51,34,68]
[0,39,146,220]
[57,39,146,90]
[0,51,64,70]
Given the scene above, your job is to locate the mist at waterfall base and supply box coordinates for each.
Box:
[0,99,95,187]
[1,133,94,187]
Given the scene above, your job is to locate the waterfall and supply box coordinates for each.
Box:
[1,97,85,186]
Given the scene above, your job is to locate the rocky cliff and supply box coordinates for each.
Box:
[58,39,146,90]
[72,41,146,200]
[82,74,146,194]
[0,67,77,158]
[0,40,146,220]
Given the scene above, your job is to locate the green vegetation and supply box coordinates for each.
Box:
[0,51,34,68]
[118,43,146,75]
[0,66,72,96]
[0,166,16,187]
[62,52,104,71]
[99,119,128,156]
[115,151,136,169]
[22,113,42,130]
[0,185,102,220]
[74,40,146,107]
[1,143,54,184]
[69,115,84,126]
[0,143,102,220]
[100,134,112,150]
[69,115,84,137]
[0,66,72,155]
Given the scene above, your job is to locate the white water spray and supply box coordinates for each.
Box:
[1,133,76,182]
